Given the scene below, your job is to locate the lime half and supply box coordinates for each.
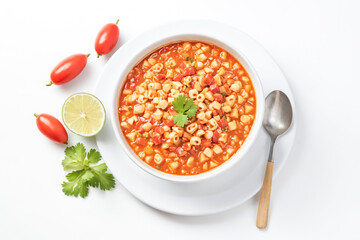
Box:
[62,93,106,137]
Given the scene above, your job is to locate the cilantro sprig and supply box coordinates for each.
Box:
[62,143,115,198]
[172,94,198,127]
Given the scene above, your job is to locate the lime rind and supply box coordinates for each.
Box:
[62,92,106,137]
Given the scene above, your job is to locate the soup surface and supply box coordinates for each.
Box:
[118,41,256,175]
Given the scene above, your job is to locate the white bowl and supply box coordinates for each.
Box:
[110,32,264,183]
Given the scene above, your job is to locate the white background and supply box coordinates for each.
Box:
[0,0,359,239]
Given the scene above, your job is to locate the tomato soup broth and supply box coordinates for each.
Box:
[118,41,256,175]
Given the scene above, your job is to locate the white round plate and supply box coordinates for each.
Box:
[95,20,296,216]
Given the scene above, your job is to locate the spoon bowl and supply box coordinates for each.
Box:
[263,91,293,138]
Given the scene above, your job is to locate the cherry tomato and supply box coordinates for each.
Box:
[95,20,120,57]
[34,113,68,144]
[47,54,89,86]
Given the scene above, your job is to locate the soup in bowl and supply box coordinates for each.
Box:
[112,36,264,182]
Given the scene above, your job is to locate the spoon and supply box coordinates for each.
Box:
[256,90,293,229]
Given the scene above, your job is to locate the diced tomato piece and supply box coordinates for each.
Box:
[218,109,224,117]
[201,139,212,148]
[212,130,220,143]
[166,119,175,127]
[152,135,162,145]
[159,47,169,54]
[135,121,143,130]
[136,137,146,145]
[189,149,197,156]
[168,106,177,115]
[183,67,196,76]
[176,147,187,157]
[212,110,219,116]
[214,93,225,103]
[197,123,208,131]
[154,126,164,135]
[179,63,185,69]
[173,73,183,82]
[218,120,228,129]
[204,74,215,85]
[138,127,145,134]
[138,117,148,123]
[157,74,165,80]
[182,143,191,151]
[210,84,220,93]
[152,121,161,129]
[169,147,177,151]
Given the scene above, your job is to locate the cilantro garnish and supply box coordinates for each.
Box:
[128,107,132,111]
[156,165,161,170]
[62,143,115,198]
[172,94,198,127]
[221,92,227,96]
[138,133,143,137]
[224,116,227,121]
[186,56,194,63]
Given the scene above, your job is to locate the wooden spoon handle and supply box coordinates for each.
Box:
[256,161,274,229]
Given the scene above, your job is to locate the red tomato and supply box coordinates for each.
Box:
[35,113,68,144]
[210,84,220,93]
[152,135,162,145]
[154,126,165,135]
[48,54,89,86]
[169,147,177,151]
[212,130,220,143]
[136,137,146,145]
[218,120,228,129]
[157,74,165,80]
[168,106,177,115]
[95,20,120,57]
[201,139,212,148]
[183,67,196,76]
[176,147,187,157]
[182,143,191,151]
[204,74,215,85]
[214,93,224,103]
[189,149,197,156]
[166,119,175,127]
[173,73,183,82]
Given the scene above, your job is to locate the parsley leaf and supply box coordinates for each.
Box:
[88,163,115,191]
[62,143,86,170]
[172,94,187,113]
[62,170,92,198]
[61,143,115,198]
[87,148,101,164]
[221,92,227,96]
[172,94,198,127]
[186,56,194,63]
[186,106,197,118]
[173,114,188,127]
